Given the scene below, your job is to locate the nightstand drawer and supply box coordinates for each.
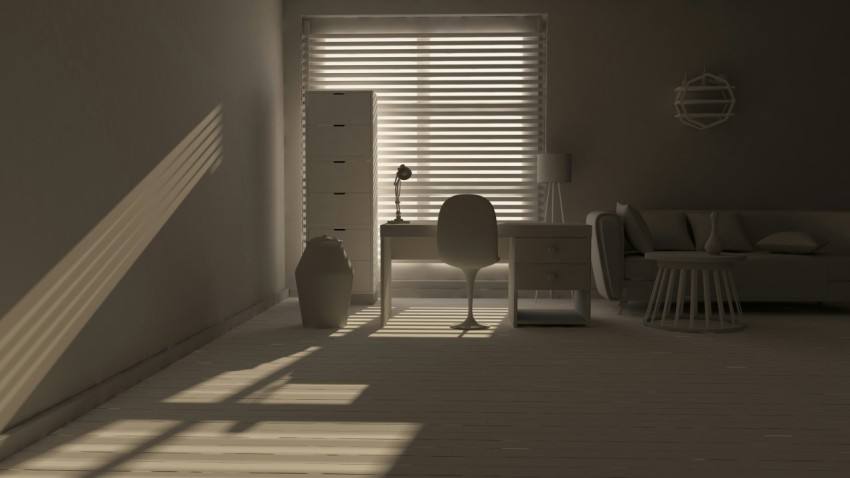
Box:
[306,193,373,225]
[515,237,589,264]
[306,160,373,193]
[306,124,374,157]
[514,264,590,290]
[306,91,375,125]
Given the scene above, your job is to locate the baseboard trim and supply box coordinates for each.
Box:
[0,288,289,462]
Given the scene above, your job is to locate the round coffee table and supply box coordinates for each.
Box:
[644,251,747,332]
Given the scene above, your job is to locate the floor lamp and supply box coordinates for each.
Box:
[536,153,572,300]
[537,153,572,223]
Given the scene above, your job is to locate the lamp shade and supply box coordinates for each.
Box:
[396,164,412,180]
[536,153,572,183]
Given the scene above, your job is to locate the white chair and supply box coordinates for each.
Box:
[437,194,500,330]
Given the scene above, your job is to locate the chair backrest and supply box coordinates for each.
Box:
[437,194,500,269]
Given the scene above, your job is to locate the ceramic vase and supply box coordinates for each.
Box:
[704,211,722,255]
[295,235,353,328]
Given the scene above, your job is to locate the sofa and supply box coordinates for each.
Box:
[585,209,850,309]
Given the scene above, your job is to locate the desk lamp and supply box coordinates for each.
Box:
[388,164,413,224]
[537,153,572,223]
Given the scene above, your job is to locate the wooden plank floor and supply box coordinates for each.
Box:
[2,298,850,477]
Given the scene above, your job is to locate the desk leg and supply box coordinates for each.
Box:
[508,238,517,327]
[381,236,392,327]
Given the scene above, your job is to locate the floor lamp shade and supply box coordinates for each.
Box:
[536,153,572,225]
[537,153,572,183]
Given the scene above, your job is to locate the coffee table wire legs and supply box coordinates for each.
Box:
[644,269,663,322]
[661,269,676,324]
[645,264,746,332]
[702,270,712,328]
[689,270,697,329]
[713,270,725,329]
[674,270,686,328]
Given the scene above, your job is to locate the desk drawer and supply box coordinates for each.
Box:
[515,264,590,290]
[515,237,589,264]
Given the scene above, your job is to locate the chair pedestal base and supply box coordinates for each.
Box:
[450,268,490,330]
[450,316,489,330]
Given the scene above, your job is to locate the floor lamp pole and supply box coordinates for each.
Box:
[542,182,565,224]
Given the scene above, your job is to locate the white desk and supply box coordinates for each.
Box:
[380,222,592,327]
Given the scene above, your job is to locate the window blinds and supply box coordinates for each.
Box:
[303,15,546,223]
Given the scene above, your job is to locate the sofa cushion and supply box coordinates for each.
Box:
[625,251,836,299]
[617,203,654,253]
[733,251,829,300]
[826,255,850,281]
[643,211,695,251]
[687,212,754,252]
[756,231,829,254]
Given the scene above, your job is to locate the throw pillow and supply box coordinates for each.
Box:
[616,203,654,253]
[756,231,829,254]
[643,211,695,251]
[687,212,754,252]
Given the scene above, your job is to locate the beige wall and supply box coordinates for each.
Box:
[282,0,850,287]
[0,0,285,431]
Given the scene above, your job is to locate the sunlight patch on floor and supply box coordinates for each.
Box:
[330,305,381,337]
[4,420,422,475]
[373,306,507,338]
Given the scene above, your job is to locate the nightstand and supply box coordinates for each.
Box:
[505,223,592,326]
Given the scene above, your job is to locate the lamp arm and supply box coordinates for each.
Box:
[394,176,402,220]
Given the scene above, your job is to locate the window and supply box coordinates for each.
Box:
[302,15,546,224]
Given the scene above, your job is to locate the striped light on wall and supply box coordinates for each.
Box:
[0,105,223,431]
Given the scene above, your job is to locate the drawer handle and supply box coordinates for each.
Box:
[333,124,346,127]
[546,272,558,283]
[334,228,346,231]
[546,245,558,255]
[333,160,346,164]
[333,192,346,195]
[332,92,345,95]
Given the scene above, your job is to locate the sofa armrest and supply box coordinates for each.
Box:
[586,211,624,300]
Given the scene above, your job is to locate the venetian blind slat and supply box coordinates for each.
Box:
[303,21,545,223]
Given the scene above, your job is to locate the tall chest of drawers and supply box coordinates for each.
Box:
[305,91,377,304]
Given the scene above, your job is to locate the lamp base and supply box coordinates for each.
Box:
[386,218,410,224]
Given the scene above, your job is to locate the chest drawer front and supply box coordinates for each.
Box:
[515,237,589,263]
[515,264,590,290]
[306,160,373,193]
[306,124,374,157]
[306,91,374,125]
[306,192,373,225]
[307,228,372,260]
